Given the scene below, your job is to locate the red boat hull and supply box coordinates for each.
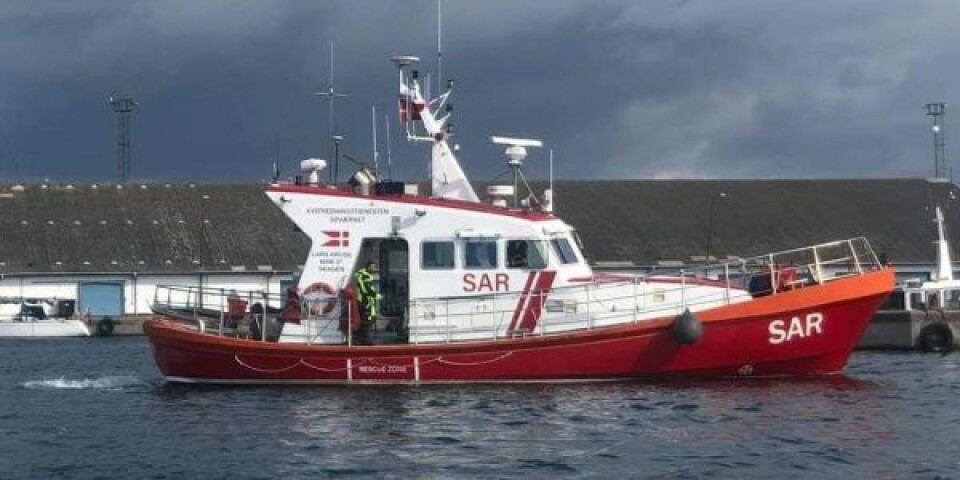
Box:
[144,269,893,384]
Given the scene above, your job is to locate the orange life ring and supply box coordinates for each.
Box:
[302,282,338,316]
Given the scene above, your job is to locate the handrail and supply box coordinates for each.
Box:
[151,237,883,344]
[404,237,882,341]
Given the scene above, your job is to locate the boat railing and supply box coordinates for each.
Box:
[407,237,883,343]
[153,285,279,337]
[152,284,351,342]
[150,237,882,344]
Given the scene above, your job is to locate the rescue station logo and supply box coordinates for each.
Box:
[322,231,350,248]
[312,231,353,272]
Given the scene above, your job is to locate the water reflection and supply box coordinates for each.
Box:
[132,352,960,478]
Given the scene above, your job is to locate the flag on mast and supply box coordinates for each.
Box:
[398,82,424,123]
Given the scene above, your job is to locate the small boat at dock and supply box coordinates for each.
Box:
[0,297,90,337]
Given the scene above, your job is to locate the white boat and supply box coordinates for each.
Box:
[0,297,91,338]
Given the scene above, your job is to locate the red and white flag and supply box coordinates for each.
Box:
[321,231,350,248]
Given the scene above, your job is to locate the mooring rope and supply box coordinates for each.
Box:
[435,351,513,366]
[299,358,361,372]
[234,355,300,373]
[234,350,515,374]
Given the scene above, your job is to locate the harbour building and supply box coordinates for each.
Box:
[0,178,955,322]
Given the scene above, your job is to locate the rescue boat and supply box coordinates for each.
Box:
[144,54,894,384]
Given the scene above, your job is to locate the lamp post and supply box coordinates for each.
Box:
[925,103,947,179]
[705,192,727,261]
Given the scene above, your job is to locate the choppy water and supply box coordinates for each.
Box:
[2,337,960,479]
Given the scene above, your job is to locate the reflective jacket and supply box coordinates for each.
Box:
[355,268,377,317]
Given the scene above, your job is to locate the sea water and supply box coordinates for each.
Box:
[2,337,959,479]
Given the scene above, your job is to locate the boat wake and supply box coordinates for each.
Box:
[23,375,144,391]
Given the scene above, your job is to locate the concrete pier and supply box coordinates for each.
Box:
[86,315,148,336]
[858,309,959,352]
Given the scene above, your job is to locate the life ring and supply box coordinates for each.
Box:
[302,282,338,316]
[96,317,115,336]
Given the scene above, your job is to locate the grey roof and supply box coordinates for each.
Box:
[0,178,955,273]
[544,178,959,265]
[0,183,308,274]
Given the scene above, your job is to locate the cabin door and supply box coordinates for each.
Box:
[356,237,410,321]
[378,239,409,321]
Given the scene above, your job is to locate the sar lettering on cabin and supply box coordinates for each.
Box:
[462,273,510,292]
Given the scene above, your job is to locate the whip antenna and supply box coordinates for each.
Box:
[384,114,392,180]
[437,0,443,87]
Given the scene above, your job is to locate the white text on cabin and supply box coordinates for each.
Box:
[463,273,510,292]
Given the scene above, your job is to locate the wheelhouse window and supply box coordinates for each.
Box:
[422,241,455,269]
[507,240,547,269]
[464,241,498,269]
[551,237,579,264]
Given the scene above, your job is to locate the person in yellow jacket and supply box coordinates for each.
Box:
[354,261,380,343]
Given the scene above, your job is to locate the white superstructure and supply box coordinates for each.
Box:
[263,55,755,344]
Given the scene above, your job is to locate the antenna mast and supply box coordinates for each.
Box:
[110,96,137,182]
[371,105,379,176]
[315,41,349,183]
[549,148,554,213]
[393,54,478,202]
[384,114,392,180]
[437,0,443,86]
[926,102,947,179]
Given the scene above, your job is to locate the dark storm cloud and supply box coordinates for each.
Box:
[0,0,957,182]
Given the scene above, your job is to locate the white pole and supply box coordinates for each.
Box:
[437,0,443,87]
[549,148,554,210]
[385,115,393,179]
[372,105,379,177]
[425,73,431,104]
[328,41,334,169]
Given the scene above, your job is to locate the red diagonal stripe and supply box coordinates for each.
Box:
[517,270,556,333]
[508,272,537,334]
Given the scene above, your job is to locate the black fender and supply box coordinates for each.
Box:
[673,309,703,345]
[96,317,115,336]
[916,322,953,353]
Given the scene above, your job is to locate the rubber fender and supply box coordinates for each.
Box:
[96,317,115,336]
[673,308,703,345]
[917,322,953,353]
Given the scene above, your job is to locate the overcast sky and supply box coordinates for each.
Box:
[1,0,958,183]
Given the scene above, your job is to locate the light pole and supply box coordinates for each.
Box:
[705,192,727,261]
[926,103,947,179]
[110,96,137,182]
